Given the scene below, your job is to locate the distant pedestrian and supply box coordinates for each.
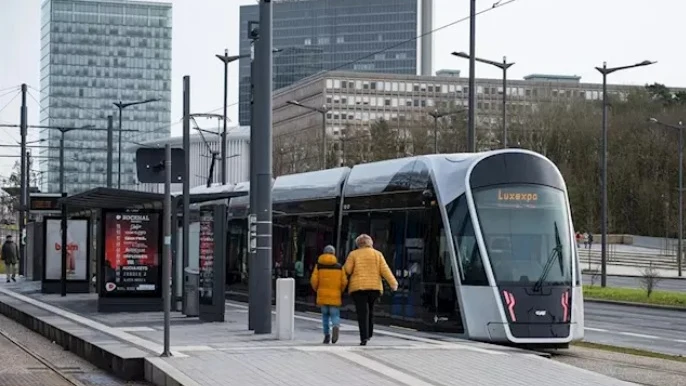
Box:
[587,232,594,249]
[575,232,582,248]
[310,245,347,344]
[1,235,19,282]
[344,234,398,346]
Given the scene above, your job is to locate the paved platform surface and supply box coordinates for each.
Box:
[0,280,636,386]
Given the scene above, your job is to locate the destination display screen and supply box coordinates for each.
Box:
[199,208,215,305]
[478,185,561,209]
[102,211,161,296]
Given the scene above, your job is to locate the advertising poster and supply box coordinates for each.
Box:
[198,208,214,305]
[44,218,89,281]
[102,211,160,296]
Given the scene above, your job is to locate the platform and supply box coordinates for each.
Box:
[0,280,636,386]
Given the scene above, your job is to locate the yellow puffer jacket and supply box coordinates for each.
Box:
[310,253,348,306]
[343,246,398,294]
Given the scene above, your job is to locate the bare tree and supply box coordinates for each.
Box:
[640,262,662,297]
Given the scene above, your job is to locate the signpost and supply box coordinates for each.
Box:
[198,204,226,322]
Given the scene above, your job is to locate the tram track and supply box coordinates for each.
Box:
[0,326,86,386]
[547,347,686,386]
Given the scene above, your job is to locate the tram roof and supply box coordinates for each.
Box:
[228,168,350,210]
[226,149,552,213]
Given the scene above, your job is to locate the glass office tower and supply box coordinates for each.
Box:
[238,0,418,126]
[39,0,172,193]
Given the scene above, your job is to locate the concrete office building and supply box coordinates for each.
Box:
[272,70,661,172]
[238,0,431,126]
[39,0,172,193]
[129,126,251,193]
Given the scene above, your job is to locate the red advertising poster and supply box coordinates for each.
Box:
[102,211,160,296]
[199,208,214,305]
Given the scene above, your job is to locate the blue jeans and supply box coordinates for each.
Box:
[321,305,340,335]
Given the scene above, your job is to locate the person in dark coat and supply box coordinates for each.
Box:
[1,235,19,282]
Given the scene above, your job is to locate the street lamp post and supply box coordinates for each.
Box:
[428,109,452,154]
[216,50,249,185]
[595,60,656,287]
[649,117,683,277]
[286,100,330,169]
[451,52,514,148]
[113,98,159,189]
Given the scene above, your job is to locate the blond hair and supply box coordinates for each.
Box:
[355,234,373,248]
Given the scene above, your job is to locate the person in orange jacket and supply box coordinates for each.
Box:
[310,245,348,344]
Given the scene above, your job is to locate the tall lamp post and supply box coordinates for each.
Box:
[215,50,249,185]
[428,109,463,154]
[595,60,656,287]
[286,100,330,169]
[452,52,514,148]
[649,117,683,277]
[113,98,159,189]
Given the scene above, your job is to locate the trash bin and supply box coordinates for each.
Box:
[183,267,200,316]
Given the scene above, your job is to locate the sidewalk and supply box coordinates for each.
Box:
[0,280,635,386]
[582,262,684,278]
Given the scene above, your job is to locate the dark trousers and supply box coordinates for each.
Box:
[351,290,380,342]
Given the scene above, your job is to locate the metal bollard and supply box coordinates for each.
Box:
[276,278,295,340]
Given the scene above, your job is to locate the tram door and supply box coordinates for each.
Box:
[369,213,401,320]
[403,209,427,322]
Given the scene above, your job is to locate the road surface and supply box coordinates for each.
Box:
[582,274,686,292]
[584,301,686,357]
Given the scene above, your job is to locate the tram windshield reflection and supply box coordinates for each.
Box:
[472,184,573,287]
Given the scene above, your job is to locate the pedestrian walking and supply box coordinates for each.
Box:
[310,245,347,344]
[343,234,398,346]
[1,235,19,282]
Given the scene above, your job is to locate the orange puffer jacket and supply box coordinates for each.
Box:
[343,246,398,294]
[310,253,348,306]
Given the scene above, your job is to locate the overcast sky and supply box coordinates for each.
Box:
[0,0,684,179]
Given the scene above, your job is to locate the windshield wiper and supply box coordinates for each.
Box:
[533,222,563,292]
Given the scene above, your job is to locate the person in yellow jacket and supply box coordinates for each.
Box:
[310,245,348,344]
[344,234,398,346]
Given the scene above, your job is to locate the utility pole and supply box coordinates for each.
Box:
[182,76,191,310]
[247,20,259,332]
[19,84,27,273]
[466,0,476,152]
[596,60,656,287]
[648,117,683,277]
[107,115,113,188]
[254,0,273,335]
[162,143,172,357]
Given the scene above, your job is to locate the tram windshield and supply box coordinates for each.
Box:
[472,184,573,286]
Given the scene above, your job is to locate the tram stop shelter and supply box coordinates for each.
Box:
[58,186,247,312]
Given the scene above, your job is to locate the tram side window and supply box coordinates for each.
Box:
[447,195,489,286]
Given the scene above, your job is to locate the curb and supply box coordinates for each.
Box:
[0,292,146,380]
[145,357,201,386]
[584,298,686,312]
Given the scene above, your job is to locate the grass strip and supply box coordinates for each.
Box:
[583,285,686,308]
[573,341,686,362]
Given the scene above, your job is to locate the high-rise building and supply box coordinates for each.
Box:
[238,0,422,126]
[39,0,172,193]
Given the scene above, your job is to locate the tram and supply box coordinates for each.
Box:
[224,149,584,347]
